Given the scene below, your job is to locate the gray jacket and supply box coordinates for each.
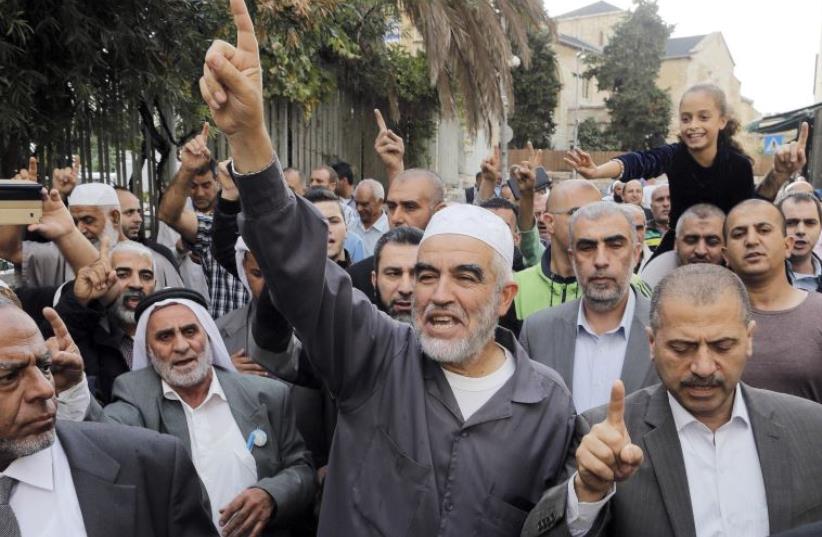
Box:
[520,383,822,537]
[236,161,577,537]
[56,420,218,537]
[518,295,658,396]
[88,366,315,534]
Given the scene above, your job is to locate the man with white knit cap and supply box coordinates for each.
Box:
[200,6,575,533]
[68,287,316,536]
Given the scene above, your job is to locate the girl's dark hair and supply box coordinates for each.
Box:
[680,83,752,163]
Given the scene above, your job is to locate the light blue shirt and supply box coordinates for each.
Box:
[791,256,821,293]
[572,291,636,412]
[350,212,389,257]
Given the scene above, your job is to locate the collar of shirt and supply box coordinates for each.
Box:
[162,367,226,411]
[1,436,56,491]
[793,255,822,279]
[667,385,750,433]
[354,211,389,233]
[576,288,636,340]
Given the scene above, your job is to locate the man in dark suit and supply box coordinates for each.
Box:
[0,297,216,537]
[519,202,658,411]
[522,264,822,537]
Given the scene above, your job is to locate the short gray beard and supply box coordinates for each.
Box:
[391,311,413,324]
[149,341,214,388]
[110,289,145,327]
[414,290,500,366]
[578,269,632,313]
[0,429,55,461]
[90,221,121,250]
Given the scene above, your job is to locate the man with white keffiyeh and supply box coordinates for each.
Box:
[65,288,316,537]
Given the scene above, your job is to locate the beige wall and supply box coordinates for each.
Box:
[554,42,610,149]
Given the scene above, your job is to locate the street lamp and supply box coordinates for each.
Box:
[500,54,521,177]
[573,50,587,151]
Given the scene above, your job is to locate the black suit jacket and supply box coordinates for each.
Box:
[56,420,217,537]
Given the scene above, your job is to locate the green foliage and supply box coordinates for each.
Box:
[577,118,618,150]
[508,28,561,149]
[585,0,672,151]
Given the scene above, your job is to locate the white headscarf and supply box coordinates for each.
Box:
[131,298,236,372]
[234,236,251,295]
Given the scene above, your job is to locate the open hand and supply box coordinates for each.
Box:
[574,381,643,502]
[564,148,598,179]
[231,349,269,377]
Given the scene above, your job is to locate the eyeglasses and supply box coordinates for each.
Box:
[547,207,581,217]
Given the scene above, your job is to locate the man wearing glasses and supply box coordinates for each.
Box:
[513,180,652,320]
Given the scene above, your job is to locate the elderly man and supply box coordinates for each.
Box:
[777,192,822,292]
[50,239,158,402]
[522,263,822,537]
[640,203,725,288]
[520,202,657,412]
[645,184,670,251]
[622,204,653,273]
[350,178,388,256]
[0,297,217,536]
[723,199,822,403]
[514,181,651,320]
[69,289,315,536]
[198,6,577,535]
[158,123,249,318]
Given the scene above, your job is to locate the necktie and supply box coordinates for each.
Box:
[0,475,22,537]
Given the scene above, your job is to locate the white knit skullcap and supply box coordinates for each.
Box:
[421,204,514,268]
[68,183,120,207]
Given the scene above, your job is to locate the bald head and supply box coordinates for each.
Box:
[623,180,644,205]
[546,179,601,212]
[724,199,786,239]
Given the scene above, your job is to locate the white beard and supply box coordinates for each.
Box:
[150,341,214,388]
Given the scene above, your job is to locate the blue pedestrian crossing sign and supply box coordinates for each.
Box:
[763,134,784,155]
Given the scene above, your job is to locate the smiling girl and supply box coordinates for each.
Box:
[565,83,772,254]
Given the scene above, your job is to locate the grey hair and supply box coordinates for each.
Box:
[568,201,638,246]
[393,168,445,206]
[110,240,156,274]
[675,203,725,238]
[490,250,514,289]
[355,178,385,200]
[650,264,751,332]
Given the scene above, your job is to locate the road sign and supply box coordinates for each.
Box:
[763,134,784,155]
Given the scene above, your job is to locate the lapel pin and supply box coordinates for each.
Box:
[247,428,267,450]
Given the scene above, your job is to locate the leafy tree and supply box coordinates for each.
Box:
[585,0,672,151]
[577,117,618,150]
[508,28,561,149]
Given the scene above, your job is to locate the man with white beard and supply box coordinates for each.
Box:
[198,5,576,534]
[48,239,158,403]
[75,289,316,536]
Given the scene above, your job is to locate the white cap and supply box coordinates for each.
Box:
[68,183,120,207]
[421,204,514,268]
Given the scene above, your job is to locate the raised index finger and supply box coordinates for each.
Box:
[200,122,210,140]
[28,156,38,178]
[606,380,626,427]
[797,121,809,148]
[230,0,257,53]
[43,307,70,342]
[374,109,387,132]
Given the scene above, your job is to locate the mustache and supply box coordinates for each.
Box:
[419,303,467,323]
[681,375,723,388]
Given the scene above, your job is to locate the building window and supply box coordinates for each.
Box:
[582,78,591,99]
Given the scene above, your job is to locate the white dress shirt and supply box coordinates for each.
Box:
[349,212,389,257]
[441,346,515,421]
[572,291,636,412]
[2,436,88,537]
[163,369,258,530]
[566,386,770,537]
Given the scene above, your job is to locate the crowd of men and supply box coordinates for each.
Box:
[1,2,821,536]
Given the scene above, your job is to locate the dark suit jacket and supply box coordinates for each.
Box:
[56,420,217,537]
[88,367,315,534]
[521,384,822,537]
[519,294,658,397]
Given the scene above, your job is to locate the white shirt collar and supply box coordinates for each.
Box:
[1,436,57,492]
[577,288,636,339]
[358,212,389,233]
[668,384,750,433]
[162,367,226,410]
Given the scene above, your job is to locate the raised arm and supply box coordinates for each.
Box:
[475,146,501,205]
[565,145,676,183]
[201,0,402,408]
[158,123,211,243]
[28,188,99,273]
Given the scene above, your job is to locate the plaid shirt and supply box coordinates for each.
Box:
[193,212,249,318]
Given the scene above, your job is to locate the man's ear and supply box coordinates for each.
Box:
[109,209,121,226]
